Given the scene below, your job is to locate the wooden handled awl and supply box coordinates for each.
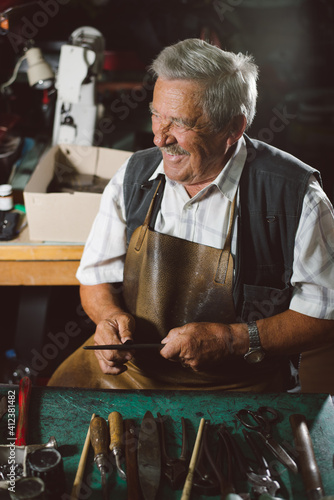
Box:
[90,416,109,500]
[108,411,126,480]
[289,414,325,500]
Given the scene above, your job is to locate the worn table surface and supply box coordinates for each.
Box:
[0,224,83,285]
[0,386,333,499]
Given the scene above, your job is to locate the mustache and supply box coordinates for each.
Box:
[160,145,190,156]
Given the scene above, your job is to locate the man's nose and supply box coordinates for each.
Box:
[153,120,175,148]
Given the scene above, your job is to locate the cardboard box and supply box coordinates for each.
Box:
[23,144,132,242]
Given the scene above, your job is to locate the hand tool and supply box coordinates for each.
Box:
[219,423,282,499]
[71,413,95,500]
[236,406,298,474]
[157,413,188,490]
[290,413,325,500]
[137,411,161,500]
[242,429,280,498]
[108,411,126,480]
[218,424,251,499]
[125,419,142,500]
[193,420,220,496]
[216,423,235,498]
[83,343,163,350]
[90,416,109,500]
[180,417,205,500]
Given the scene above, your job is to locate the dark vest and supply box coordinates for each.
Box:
[123,136,320,322]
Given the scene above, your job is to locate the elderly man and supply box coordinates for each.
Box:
[48,39,334,392]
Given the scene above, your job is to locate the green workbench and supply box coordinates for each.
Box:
[1,386,333,499]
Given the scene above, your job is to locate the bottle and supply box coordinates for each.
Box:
[1,349,33,384]
[0,184,14,211]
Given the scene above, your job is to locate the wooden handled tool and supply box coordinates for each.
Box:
[181,417,205,500]
[289,414,325,500]
[71,413,95,500]
[125,419,142,500]
[108,411,126,480]
[90,416,109,500]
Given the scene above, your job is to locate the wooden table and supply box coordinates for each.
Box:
[0,223,84,364]
[0,224,84,286]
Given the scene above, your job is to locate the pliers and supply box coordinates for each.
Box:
[157,413,189,490]
[219,424,280,499]
[242,428,280,498]
[193,420,221,496]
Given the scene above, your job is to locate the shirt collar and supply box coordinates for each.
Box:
[211,136,247,201]
[148,136,247,201]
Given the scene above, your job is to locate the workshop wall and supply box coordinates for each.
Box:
[0,0,333,387]
[1,0,334,198]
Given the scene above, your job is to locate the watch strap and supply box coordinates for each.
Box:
[247,321,261,349]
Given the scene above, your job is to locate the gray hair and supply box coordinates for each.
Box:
[149,38,258,132]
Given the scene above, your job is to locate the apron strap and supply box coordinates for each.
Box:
[135,175,165,251]
[214,194,236,284]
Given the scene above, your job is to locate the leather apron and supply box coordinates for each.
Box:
[48,180,283,391]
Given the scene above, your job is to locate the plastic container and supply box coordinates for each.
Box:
[8,477,45,499]
[0,184,13,211]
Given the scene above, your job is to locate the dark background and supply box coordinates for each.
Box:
[0,0,333,382]
[1,0,334,194]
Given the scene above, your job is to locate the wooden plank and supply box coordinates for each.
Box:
[0,225,84,261]
[0,244,84,261]
[0,261,80,285]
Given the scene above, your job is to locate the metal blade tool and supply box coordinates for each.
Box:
[137,411,161,500]
[108,411,126,480]
[90,416,109,500]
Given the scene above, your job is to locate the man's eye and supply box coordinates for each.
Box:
[173,121,190,130]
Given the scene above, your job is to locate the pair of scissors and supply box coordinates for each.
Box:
[236,406,298,475]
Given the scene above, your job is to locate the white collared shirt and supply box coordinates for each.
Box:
[76,138,334,320]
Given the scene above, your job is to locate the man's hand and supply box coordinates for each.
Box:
[93,312,135,375]
[160,322,238,372]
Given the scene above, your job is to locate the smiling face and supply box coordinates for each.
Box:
[151,78,241,195]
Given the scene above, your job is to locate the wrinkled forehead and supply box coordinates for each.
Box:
[151,77,205,121]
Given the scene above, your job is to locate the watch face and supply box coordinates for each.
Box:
[244,348,266,363]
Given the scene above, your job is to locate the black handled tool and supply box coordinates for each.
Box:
[83,344,163,350]
[289,414,325,500]
[90,416,109,500]
[157,413,188,490]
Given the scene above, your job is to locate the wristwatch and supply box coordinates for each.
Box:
[244,321,266,363]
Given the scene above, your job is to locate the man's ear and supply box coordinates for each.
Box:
[227,115,247,147]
